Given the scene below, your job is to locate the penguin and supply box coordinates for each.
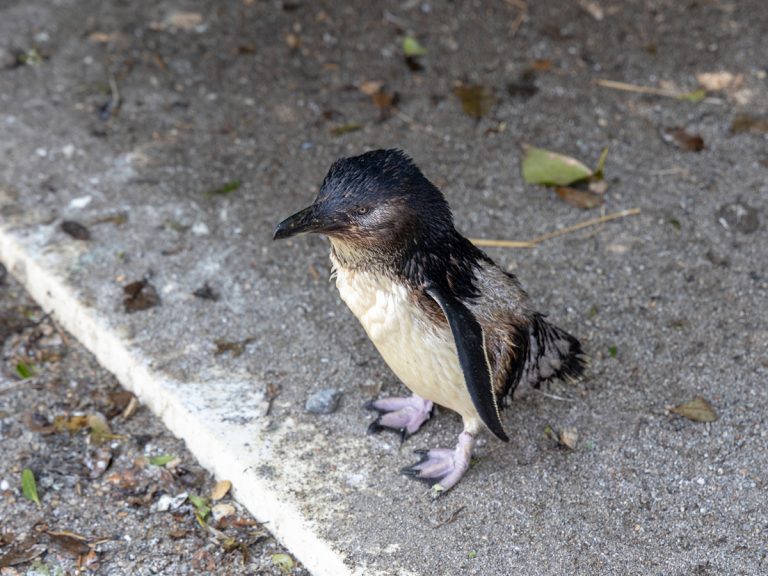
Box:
[274,149,586,492]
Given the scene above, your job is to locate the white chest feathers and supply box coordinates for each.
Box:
[332,263,478,422]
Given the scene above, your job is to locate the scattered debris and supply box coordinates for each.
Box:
[153,492,189,513]
[45,530,99,557]
[577,0,604,20]
[670,397,718,423]
[696,72,743,92]
[730,114,768,135]
[661,127,705,152]
[330,122,363,136]
[305,389,342,414]
[271,553,295,574]
[149,454,177,466]
[205,181,241,196]
[716,202,759,234]
[453,84,495,119]
[123,278,160,313]
[430,505,465,528]
[0,541,47,568]
[193,283,220,301]
[212,503,236,523]
[214,338,255,358]
[165,11,204,31]
[402,36,426,71]
[61,220,91,240]
[544,426,579,449]
[595,79,707,102]
[359,81,399,120]
[554,186,605,209]
[506,69,538,99]
[211,480,232,501]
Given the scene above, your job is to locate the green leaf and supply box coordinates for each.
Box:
[189,494,210,519]
[205,180,241,196]
[521,146,593,186]
[16,362,35,379]
[271,553,295,574]
[670,397,718,423]
[149,454,176,466]
[593,147,609,180]
[22,468,41,507]
[402,36,426,57]
[608,346,618,358]
[467,550,477,559]
[679,88,706,103]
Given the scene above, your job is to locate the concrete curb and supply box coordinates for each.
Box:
[0,225,355,576]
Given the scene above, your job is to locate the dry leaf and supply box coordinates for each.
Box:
[453,84,495,119]
[555,186,605,209]
[670,397,718,422]
[123,279,160,313]
[696,72,743,92]
[46,531,92,556]
[61,220,91,241]
[559,428,579,450]
[661,127,705,152]
[359,80,383,96]
[211,480,232,501]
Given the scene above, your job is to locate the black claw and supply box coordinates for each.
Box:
[363,400,380,412]
[413,448,430,458]
[367,420,384,435]
[401,464,444,487]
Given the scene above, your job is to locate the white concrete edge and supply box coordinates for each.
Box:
[0,226,355,576]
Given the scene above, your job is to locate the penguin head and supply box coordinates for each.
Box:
[273,149,453,246]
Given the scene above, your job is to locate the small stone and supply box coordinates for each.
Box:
[305,389,342,414]
[153,492,188,512]
[212,503,236,522]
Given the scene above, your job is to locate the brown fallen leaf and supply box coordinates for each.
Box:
[555,186,605,209]
[359,81,399,120]
[0,541,47,568]
[661,127,705,152]
[46,530,92,556]
[453,84,495,120]
[670,396,718,422]
[211,480,232,501]
[53,414,90,433]
[23,412,56,434]
[559,428,579,450]
[123,278,160,313]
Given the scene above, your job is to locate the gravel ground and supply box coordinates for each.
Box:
[0,264,305,575]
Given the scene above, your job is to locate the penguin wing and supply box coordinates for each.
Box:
[426,285,509,441]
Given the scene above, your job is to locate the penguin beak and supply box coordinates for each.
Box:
[273,204,337,240]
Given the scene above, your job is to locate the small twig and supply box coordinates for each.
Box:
[504,0,528,35]
[0,380,25,394]
[594,79,691,98]
[430,505,465,529]
[469,238,535,249]
[470,208,641,249]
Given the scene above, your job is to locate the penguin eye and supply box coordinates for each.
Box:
[355,206,369,215]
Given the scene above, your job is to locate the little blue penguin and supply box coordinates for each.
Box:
[274,149,586,493]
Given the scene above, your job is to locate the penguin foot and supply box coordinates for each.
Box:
[364,395,433,441]
[402,431,476,494]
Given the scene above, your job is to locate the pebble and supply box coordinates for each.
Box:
[305,389,342,414]
[717,202,759,234]
[153,492,188,512]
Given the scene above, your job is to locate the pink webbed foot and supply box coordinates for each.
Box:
[402,431,476,494]
[364,395,433,441]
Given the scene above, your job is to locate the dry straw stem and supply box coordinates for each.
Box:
[470,208,641,249]
[594,79,690,98]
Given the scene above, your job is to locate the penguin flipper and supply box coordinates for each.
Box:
[426,286,508,442]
